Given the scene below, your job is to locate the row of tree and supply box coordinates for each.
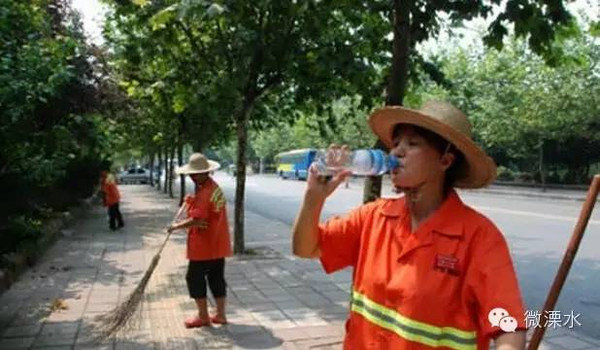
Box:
[2,1,589,257]
[0,0,115,257]
[437,34,599,185]
[238,32,599,186]
[101,0,579,254]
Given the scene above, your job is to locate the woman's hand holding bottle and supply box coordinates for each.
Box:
[305,145,352,203]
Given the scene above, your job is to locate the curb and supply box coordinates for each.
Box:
[0,196,94,295]
[343,177,592,203]
[463,189,591,203]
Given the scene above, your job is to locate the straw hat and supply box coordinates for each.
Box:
[368,101,496,189]
[176,153,220,175]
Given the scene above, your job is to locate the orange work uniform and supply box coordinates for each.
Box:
[101,175,120,207]
[185,177,232,261]
[319,190,526,350]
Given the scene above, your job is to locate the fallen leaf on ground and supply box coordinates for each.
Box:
[50,298,69,312]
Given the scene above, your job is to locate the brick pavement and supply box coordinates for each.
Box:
[1,184,599,349]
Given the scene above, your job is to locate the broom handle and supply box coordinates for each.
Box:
[528,175,600,350]
[157,202,189,255]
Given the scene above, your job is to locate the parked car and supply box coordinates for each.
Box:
[119,167,150,184]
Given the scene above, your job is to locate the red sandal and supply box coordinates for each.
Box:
[210,315,227,325]
[184,316,211,328]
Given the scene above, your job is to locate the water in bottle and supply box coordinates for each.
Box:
[313,148,400,176]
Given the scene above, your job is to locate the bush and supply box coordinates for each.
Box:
[589,163,600,178]
[496,166,515,181]
[0,216,43,257]
[514,172,535,183]
[545,171,562,184]
[58,155,104,198]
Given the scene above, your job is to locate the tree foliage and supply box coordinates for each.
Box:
[249,27,599,185]
[0,0,111,256]
[438,34,599,184]
[101,0,582,252]
[102,0,394,253]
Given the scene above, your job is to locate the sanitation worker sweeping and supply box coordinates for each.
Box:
[166,153,232,328]
[97,153,231,338]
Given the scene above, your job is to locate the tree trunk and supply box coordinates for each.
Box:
[234,105,252,254]
[163,146,169,193]
[386,0,411,107]
[169,145,175,198]
[259,157,265,174]
[178,131,185,206]
[149,151,155,187]
[539,141,546,192]
[157,148,163,191]
[363,0,411,204]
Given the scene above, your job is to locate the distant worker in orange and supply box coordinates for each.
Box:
[293,101,527,349]
[168,153,232,328]
[100,170,124,231]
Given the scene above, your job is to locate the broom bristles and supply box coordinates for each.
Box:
[95,254,160,341]
[94,203,187,342]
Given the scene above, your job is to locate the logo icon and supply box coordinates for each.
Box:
[488,307,509,327]
[488,307,516,333]
[499,316,518,332]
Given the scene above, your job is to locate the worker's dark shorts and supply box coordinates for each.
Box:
[186,258,227,299]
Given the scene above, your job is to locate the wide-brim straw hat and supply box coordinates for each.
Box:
[368,101,496,189]
[176,153,220,175]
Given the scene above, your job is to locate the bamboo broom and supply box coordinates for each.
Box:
[95,201,189,341]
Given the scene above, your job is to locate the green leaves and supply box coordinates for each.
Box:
[590,21,600,37]
[206,3,225,18]
[420,33,599,183]
[150,5,176,30]
[132,0,150,7]
[483,0,574,64]
[149,1,223,31]
[172,89,187,113]
[249,96,376,160]
[1,0,110,229]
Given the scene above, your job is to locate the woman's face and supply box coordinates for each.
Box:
[190,173,209,185]
[389,125,452,189]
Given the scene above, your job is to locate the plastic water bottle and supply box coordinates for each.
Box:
[313,149,400,176]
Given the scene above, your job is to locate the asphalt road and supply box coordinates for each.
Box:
[171,171,600,340]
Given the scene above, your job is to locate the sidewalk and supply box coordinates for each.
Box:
[461,183,597,203]
[1,185,599,349]
[375,177,595,202]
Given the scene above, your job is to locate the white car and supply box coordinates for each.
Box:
[119,168,150,184]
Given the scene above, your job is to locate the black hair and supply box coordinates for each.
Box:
[392,124,465,194]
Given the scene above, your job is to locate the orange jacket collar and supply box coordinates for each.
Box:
[379,190,465,238]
